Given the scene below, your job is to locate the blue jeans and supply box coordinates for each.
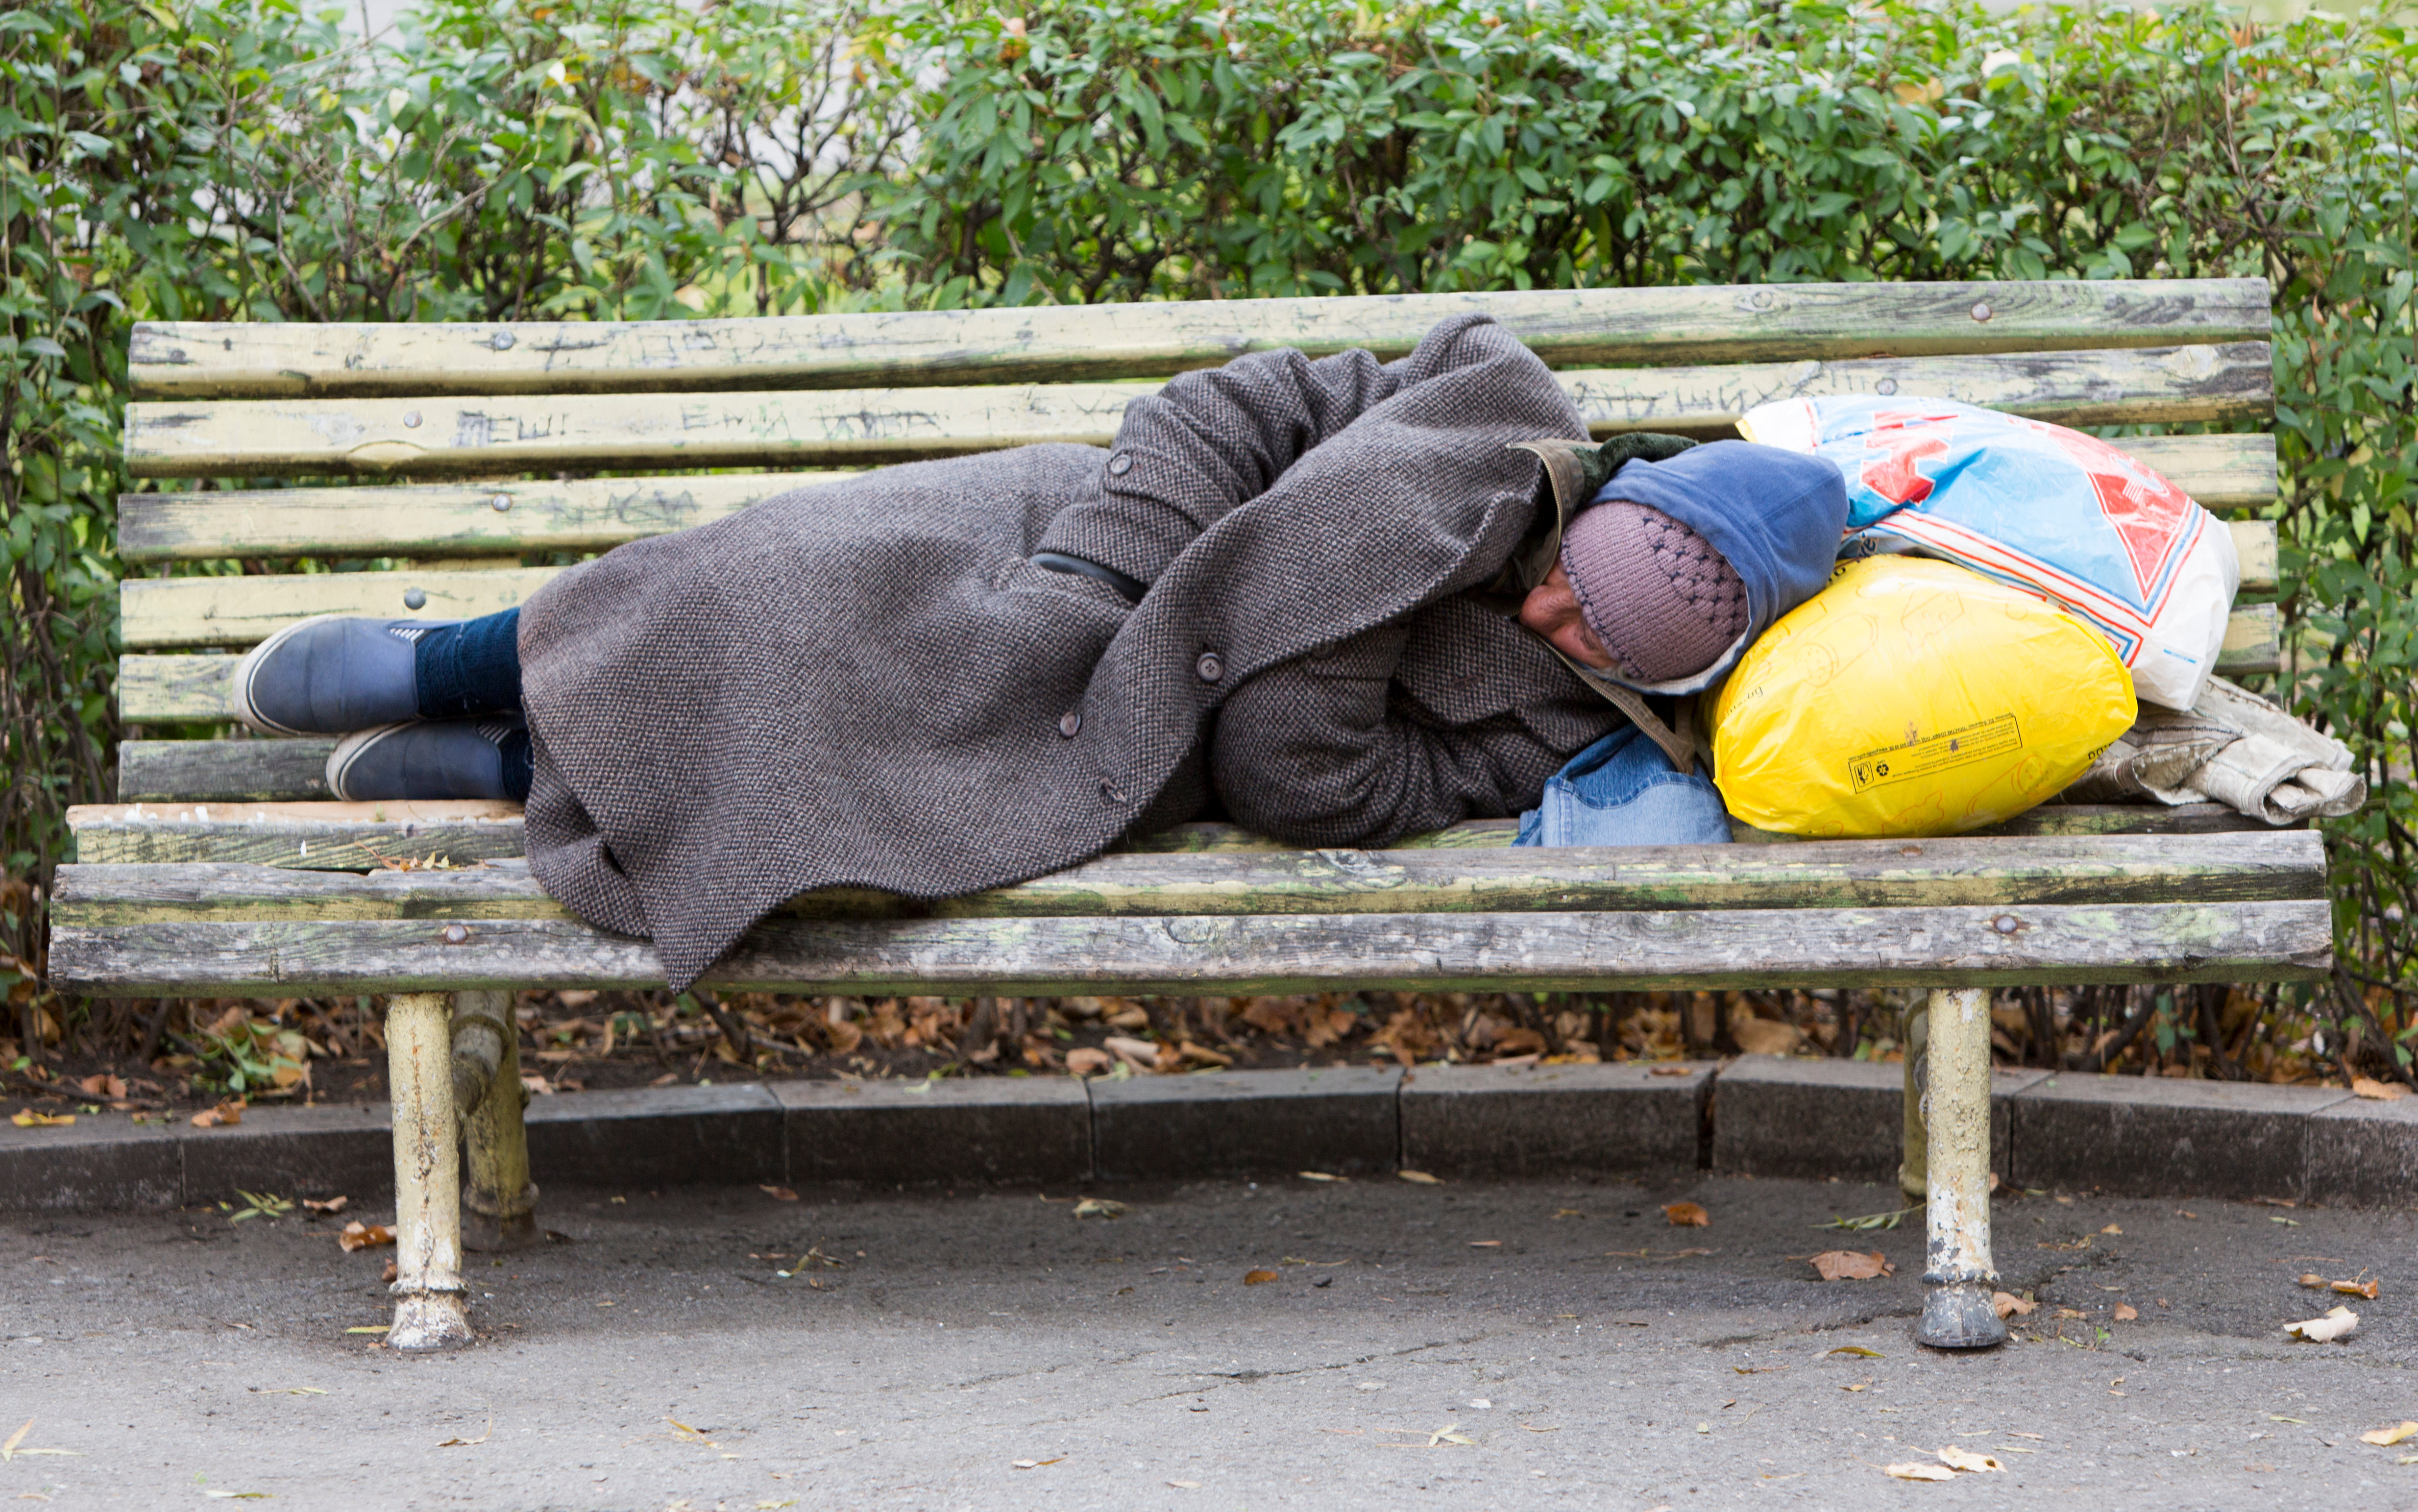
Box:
[1515,726,1733,847]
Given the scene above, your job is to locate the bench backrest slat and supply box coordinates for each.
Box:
[123,345,2274,480]
[116,436,2273,567]
[113,519,2283,654]
[127,279,2274,400]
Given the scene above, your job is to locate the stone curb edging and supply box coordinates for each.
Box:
[4,1058,2409,1211]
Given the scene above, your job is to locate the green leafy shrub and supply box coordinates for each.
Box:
[5,0,2413,1078]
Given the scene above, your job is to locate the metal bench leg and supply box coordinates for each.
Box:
[454,991,540,1250]
[386,992,472,1350]
[1915,986,2006,1350]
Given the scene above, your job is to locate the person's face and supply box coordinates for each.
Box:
[1519,561,1617,671]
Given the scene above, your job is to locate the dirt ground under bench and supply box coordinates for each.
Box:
[2,1175,2412,1509]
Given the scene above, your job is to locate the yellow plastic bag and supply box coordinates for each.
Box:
[1707,556,2137,838]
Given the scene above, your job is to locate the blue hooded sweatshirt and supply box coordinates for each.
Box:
[1578,439,1850,698]
[1511,438,1849,851]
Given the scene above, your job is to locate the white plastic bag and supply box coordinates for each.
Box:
[1739,395,2238,710]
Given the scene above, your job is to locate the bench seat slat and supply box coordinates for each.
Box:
[115,557,2285,655]
[114,435,2278,563]
[46,898,2333,997]
[126,279,2276,401]
[63,800,2291,868]
[122,345,2275,479]
[48,832,2327,927]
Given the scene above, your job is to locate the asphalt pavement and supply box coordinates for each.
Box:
[3,1173,2412,1509]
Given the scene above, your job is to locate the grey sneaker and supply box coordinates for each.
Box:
[233,614,458,736]
[327,716,525,802]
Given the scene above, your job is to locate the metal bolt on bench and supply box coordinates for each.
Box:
[56,282,2330,1351]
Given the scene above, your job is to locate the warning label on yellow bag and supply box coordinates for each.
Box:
[1708,557,2136,838]
[1848,713,2022,792]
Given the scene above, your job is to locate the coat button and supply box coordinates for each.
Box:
[1196,652,1224,683]
[1108,453,1134,476]
[1058,710,1082,738]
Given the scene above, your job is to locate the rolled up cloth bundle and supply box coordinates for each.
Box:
[2060,676,2366,825]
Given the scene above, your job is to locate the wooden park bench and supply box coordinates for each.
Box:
[51,281,2331,1352]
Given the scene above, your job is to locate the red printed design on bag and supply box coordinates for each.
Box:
[1857,411,1960,505]
[2011,419,2197,596]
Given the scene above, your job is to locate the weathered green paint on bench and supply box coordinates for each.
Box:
[123,345,2274,478]
[61,798,2284,870]
[126,279,2275,400]
[47,898,2334,997]
[47,832,2326,929]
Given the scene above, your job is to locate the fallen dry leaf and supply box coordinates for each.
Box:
[1663,1201,1710,1228]
[1730,1018,1803,1056]
[1468,1240,1502,1248]
[2100,1224,2123,1236]
[381,1260,397,1285]
[1992,1292,2037,1319]
[2359,1421,2418,1447]
[1937,1446,2005,1473]
[2352,1077,2410,1101]
[758,1185,799,1201]
[1010,1457,1064,1469]
[1649,1065,1692,1076]
[1809,1250,1893,1281]
[337,1221,394,1252]
[75,1074,126,1100]
[2113,1303,2139,1322]
[190,1099,244,1129]
[1883,1462,1955,1482]
[9,1111,72,1128]
[343,1325,391,1335]
[1828,1345,1883,1358]
[302,1196,349,1216]
[1243,1269,1279,1285]
[1071,1197,1127,1219]
[2284,1305,2359,1342]
[1397,1170,1442,1185]
[2298,1273,2380,1299]
[1166,1481,1201,1489]
[1297,1171,1346,1183]
[1063,1048,1114,1076]
[1102,1034,1163,1070]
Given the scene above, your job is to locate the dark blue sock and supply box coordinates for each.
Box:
[415,608,523,719]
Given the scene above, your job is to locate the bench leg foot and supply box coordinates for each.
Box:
[1915,986,2005,1351]
[386,991,472,1351]
[456,991,540,1251]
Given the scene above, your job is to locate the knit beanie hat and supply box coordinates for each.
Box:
[1560,499,1749,683]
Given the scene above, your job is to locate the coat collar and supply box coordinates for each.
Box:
[1504,438,1706,776]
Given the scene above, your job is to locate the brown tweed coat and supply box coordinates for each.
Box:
[517,314,1620,988]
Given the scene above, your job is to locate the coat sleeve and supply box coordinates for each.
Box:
[1033,342,1411,588]
[1207,601,1620,847]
